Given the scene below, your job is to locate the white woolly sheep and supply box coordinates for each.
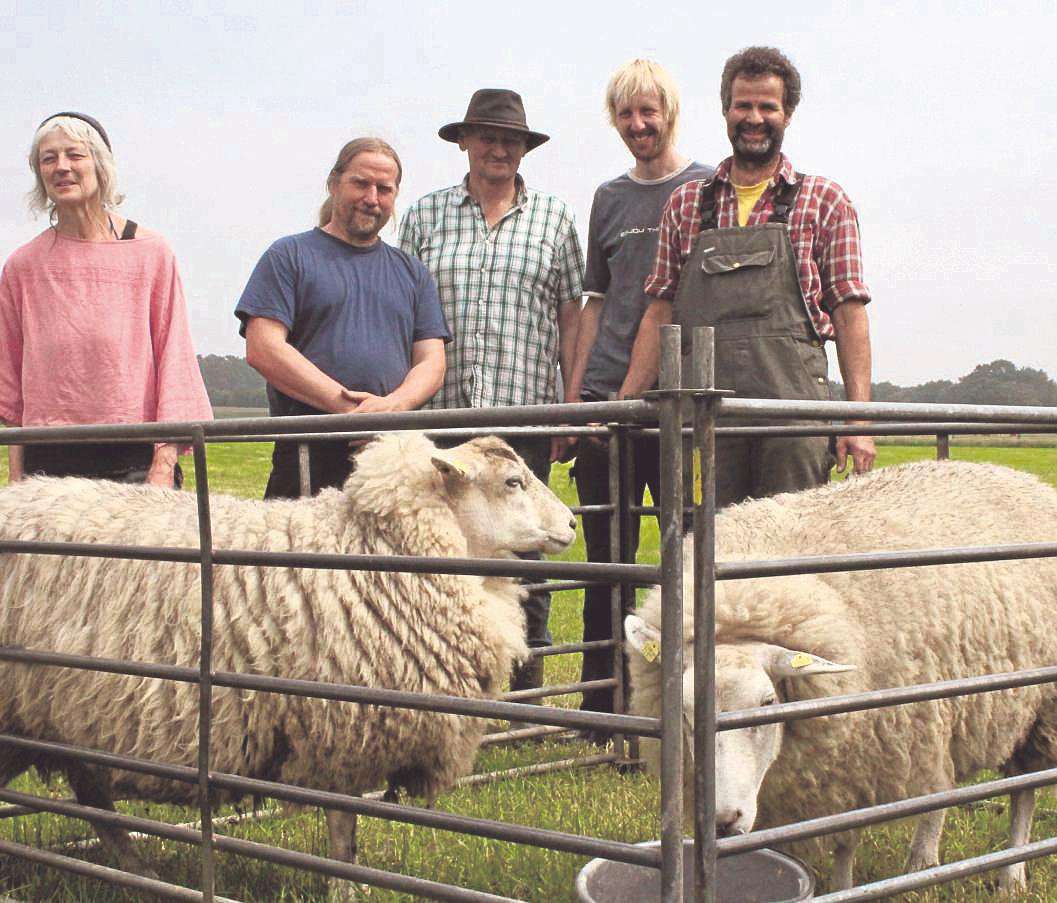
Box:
[0,431,576,894]
[627,460,1057,893]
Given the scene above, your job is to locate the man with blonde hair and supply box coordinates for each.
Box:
[235,137,449,499]
[562,60,712,733]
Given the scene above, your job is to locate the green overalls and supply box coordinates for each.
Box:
[672,176,834,507]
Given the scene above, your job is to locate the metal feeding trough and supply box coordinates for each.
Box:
[576,840,814,903]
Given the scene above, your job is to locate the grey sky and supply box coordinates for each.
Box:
[2,0,1054,387]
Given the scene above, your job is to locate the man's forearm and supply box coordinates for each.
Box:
[246,322,354,414]
[618,299,672,399]
[563,297,602,402]
[385,341,446,411]
[832,301,873,407]
[557,298,581,399]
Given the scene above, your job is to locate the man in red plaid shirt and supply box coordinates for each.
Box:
[622,46,875,506]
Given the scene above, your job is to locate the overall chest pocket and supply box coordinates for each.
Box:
[699,247,778,322]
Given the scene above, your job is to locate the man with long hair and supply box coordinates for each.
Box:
[235,138,449,498]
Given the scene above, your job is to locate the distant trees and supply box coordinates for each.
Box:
[199,354,1056,411]
[197,355,267,408]
[833,360,1057,407]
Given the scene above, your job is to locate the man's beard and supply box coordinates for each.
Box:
[340,207,388,242]
[625,127,669,162]
[732,122,783,166]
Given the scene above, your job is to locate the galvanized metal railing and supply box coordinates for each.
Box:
[670,324,1057,903]
[3,328,1057,899]
[0,398,676,902]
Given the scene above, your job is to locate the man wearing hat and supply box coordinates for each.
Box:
[399,89,584,694]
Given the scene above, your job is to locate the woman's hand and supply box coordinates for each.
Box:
[146,443,179,488]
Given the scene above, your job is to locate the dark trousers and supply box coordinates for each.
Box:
[572,434,661,713]
[22,442,183,487]
[264,439,354,500]
[714,433,834,508]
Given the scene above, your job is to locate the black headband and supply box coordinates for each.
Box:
[37,112,111,151]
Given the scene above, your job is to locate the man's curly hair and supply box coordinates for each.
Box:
[720,47,802,115]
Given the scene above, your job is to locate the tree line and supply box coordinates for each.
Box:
[832,360,1057,408]
[199,355,1057,410]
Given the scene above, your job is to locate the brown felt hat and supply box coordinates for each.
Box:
[438,89,549,151]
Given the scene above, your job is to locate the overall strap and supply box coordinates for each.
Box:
[119,219,138,240]
[768,174,803,225]
[696,179,720,231]
[696,173,802,229]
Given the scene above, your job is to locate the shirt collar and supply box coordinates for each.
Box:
[453,174,528,209]
[713,153,798,188]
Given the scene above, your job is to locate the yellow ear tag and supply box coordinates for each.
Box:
[693,449,703,506]
[641,639,660,663]
[450,461,467,477]
[790,652,814,670]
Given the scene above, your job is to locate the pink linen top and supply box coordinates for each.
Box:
[0,228,213,429]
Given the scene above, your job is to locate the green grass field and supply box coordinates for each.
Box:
[0,442,1055,900]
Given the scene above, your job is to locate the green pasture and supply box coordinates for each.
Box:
[0,442,1055,900]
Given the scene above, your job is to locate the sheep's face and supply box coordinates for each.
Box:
[625,616,853,837]
[709,645,784,836]
[431,438,577,558]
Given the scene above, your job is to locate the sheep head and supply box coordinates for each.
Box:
[431,437,577,558]
[625,613,854,837]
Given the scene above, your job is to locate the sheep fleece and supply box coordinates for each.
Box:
[631,460,1057,828]
[0,434,527,803]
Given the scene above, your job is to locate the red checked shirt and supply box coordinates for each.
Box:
[644,154,870,341]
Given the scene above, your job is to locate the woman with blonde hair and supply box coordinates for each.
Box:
[0,112,212,486]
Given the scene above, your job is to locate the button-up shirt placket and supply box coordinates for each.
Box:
[465,197,524,408]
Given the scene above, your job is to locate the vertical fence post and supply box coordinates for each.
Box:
[658,324,685,901]
[936,432,950,461]
[191,427,216,902]
[690,328,717,903]
[608,424,627,761]
[298,442,311,497]
[619,427,640,764]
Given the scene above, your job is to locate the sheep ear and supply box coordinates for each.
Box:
[625,615,662,665]
[431,450,474,482]
[761,644,856,679]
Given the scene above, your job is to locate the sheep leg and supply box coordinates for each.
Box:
[906,808,945,872]
[998,787,1035,894]
[0,750,31,786]
[325,807,358,903]
[831,832,859,891]
[65,763,159,879]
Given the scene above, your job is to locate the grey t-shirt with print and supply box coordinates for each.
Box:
[581,161,713,398]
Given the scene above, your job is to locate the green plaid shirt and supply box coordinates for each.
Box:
[399,176,584,408]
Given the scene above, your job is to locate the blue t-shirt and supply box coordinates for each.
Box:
[235,228,450,416]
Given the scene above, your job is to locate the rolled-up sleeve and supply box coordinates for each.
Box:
[817,190,871,312]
